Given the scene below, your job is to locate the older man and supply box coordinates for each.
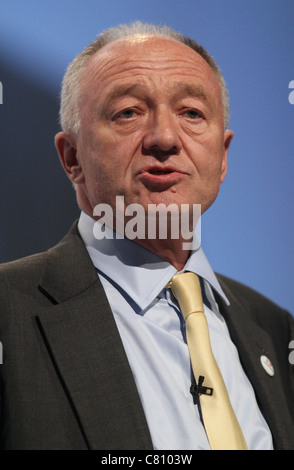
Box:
[0,22,293,450]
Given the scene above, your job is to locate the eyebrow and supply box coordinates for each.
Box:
[170,83,216,114]
[103,80,213,110]
[100,83,146,115]
[171,82,213,107]
[106,83,146,101]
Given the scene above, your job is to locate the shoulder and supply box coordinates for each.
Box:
[217,272,287,310]
[0,251,47,293]
[217,273,279,306]
[216,273,294,335]
[0,222,80,295]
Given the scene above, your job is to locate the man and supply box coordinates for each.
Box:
[0,22,293,450]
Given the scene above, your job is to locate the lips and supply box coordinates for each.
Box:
[137,166,187,189]
[139,165,183,175]
[147,168,175,175]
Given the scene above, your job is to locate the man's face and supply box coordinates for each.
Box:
[57,36,233,217]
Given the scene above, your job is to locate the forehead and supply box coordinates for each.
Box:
[81,36,221,105]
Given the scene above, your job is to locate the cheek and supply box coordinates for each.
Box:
[190,135,224,176]
[85,124,137,165]
[79,128,111,172]
[79,132,134,197]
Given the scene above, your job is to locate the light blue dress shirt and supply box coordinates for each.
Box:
[78,211,273,450]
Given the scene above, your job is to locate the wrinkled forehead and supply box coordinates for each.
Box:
[79,35,222,114]
[86,35,218,83]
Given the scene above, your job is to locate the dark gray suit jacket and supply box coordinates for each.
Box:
[0,223,294,450]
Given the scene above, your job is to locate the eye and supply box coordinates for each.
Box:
[118,109,135,119]
[184,109,202,120]
[111,104,145,126]
[113,108,137,121]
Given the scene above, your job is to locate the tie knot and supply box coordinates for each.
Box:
[168,272,204,321]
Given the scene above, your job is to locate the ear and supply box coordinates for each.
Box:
[55,132,84,184]
[220,129,233,183]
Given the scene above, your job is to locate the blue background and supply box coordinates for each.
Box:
[0,0,293,314]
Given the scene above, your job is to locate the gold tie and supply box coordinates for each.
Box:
[168,272,248,450]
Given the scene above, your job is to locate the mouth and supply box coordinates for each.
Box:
[137,166,187,189]
[147,168,175,175]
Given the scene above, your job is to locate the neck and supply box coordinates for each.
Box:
[134,237,191,271]
[82,202,196,270]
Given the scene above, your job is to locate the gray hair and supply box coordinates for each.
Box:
[59,21,230,133]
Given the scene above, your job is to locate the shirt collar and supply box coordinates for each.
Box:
[78,211,230,310]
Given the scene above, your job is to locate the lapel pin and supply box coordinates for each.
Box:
[260,355,274,376]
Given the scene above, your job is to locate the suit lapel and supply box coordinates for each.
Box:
[217,276,294,450]
[36,225,153,450]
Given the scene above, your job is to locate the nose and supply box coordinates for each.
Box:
[142,107,182,157]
